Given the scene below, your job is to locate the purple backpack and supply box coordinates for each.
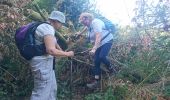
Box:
[15,22,47,60]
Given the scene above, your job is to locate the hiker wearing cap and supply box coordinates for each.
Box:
[77,12,116,88]
[30,11,74,100]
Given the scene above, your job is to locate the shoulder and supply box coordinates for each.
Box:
[92,18,104,24]
[92,18,104,26]
[37,23,54,31]
[36,23,55,36]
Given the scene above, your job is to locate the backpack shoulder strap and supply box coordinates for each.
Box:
[101,32,111,42]
[24,22,49,44]
[27,21,50,36]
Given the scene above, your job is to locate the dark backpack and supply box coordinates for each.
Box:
[15,22,48,60]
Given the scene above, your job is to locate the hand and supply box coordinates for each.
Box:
[75,32,81,38]
[66,37,71,43]
[75,31,81,35]
[67,51,74,57]
[89,49,96,55]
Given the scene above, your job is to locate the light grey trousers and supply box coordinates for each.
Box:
[29,56,57,100]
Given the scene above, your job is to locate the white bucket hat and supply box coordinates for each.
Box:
[48,11,65,23]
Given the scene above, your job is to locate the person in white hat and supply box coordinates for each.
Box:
[48,11,66,24]
[30,11,74,100]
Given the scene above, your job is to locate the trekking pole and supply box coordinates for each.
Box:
[70,57,73,100]
[74,49,90,55]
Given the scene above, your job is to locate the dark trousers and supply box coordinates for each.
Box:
[94,42,112,76]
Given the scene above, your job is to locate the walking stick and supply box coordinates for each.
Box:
[70,57,73,100]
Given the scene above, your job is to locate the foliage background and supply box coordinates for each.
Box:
[0,0,170,100]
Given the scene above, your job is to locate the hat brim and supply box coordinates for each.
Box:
[48,17,65,23]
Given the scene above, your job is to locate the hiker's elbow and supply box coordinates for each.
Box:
[46,48,56,55]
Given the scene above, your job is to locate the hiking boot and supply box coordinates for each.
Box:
[86,80,100,89]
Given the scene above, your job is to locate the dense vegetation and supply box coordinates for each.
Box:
[0,0,169,100]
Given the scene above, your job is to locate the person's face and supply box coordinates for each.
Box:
[52,20,62,30]
[80,16,91,26]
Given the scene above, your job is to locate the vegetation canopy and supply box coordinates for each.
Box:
[0,0,169,99]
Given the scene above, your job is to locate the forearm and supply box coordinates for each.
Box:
[56,43,62,50]
[78,26,87,35]
[47,48,71,57]
[44,35,72,57]
[93,32,101,50]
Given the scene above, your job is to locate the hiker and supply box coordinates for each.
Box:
[77,12,116,88]
[29,11,74,100]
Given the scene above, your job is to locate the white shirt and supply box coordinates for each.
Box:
[87,18,113,47]
[35,23,55,43]
[33,23,55,59]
